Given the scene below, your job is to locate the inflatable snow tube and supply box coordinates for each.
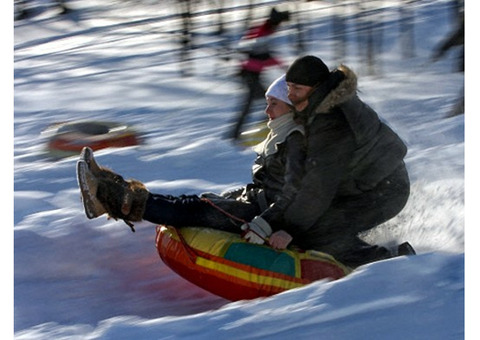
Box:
[44,121,141,158]
[156,225,351,301]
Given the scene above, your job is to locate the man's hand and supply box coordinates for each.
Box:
[268,230,293,249]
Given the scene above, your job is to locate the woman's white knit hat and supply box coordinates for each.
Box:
[265,74,292,106]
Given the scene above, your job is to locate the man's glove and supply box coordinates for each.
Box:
[268,230,293,250]
[241,216,272,245]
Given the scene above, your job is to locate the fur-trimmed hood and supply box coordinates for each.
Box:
[313,64,358,114]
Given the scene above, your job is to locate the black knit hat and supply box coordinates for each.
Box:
[285,56,330,87]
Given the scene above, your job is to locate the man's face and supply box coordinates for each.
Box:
[286,82,314,110]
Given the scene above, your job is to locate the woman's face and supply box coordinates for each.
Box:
[265,96,291,120]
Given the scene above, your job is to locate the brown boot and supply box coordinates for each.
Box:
[77,147,149,230]
[96,172,149,223]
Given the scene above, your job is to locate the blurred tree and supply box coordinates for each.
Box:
[290,1,306,55]
[354,0,384,75]
[333,0,347,63]
[399,0,416,59]
[212,0,230,63]
[178,0,193,77]
[430,0,464,116]
[450,0,464,23]
[243,0,255,33]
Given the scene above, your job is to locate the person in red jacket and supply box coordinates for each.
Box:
[230,7,289,140]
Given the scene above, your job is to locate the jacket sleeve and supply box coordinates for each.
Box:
[260,131,306,226]
[282,111,356,234]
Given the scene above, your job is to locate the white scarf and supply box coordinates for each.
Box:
[253,112,305,157]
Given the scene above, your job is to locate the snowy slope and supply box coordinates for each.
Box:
[13,0,465,339]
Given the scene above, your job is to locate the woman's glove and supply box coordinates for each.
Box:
[241,216,272,244]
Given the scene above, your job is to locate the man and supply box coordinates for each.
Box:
[257,55,414,266]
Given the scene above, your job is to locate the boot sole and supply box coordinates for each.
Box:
[77,159,107,219]
[80,147,103,177]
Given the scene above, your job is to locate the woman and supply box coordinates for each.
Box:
[78,75,306,250]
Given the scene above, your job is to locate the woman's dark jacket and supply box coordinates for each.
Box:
[243,114,306,225]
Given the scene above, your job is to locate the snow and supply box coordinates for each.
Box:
[11,0,470,338]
